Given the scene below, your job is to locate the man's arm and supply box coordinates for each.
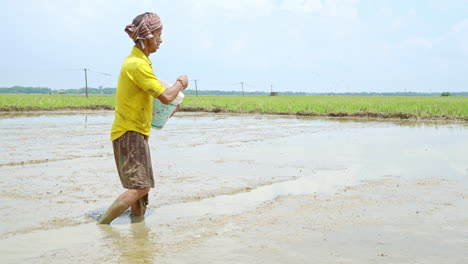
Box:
[157,75,188,105]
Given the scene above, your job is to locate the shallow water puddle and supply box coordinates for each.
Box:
[2,169,354,262]
[84,168,353,225]
[86,208,155,224]
[146,168,354,223]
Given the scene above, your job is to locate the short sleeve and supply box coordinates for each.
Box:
[133,64,166,98]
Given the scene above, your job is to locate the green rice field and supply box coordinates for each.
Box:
[0,94,115,108]
[183,95,468,118]
[1,94,467,119]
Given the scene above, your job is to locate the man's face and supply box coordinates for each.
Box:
[146,28,163,54]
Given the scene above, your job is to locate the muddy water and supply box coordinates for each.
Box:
[0,112,467,263]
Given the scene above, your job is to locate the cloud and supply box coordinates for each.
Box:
[280,0,323,13]
[391,8,417,31]
[439,18,468,57]
[401,36,433,50]
[400,18,468,58]
[193,0,323,13]
[1,0,466,91]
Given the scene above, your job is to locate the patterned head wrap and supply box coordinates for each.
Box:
[125,12,163,41]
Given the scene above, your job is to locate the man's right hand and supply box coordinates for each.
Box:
[158,76,188,105]
[177,75,189,90]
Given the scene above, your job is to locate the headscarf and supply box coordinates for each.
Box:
[125,12,163,41]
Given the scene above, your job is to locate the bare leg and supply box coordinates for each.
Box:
[130,194,148,217]
[97,188,150,224]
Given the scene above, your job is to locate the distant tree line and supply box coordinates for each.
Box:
[0,86,54,94]
[1,86,467,96]
[61,87,116,94]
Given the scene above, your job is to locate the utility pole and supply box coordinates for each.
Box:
[66,68,111,98]
[270,84,273,93]
[83,68,89,98]
[192,79,199,96]
[233,82,250,96]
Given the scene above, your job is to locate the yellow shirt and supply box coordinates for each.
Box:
[111,47,165,141]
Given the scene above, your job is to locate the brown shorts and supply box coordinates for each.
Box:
[112,131,154,189]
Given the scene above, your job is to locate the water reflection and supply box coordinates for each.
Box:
[98,221,159,263]
[86,207,155,225]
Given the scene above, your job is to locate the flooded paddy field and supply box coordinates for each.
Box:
[0,111,467,263]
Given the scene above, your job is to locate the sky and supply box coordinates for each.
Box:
[1,0,467,93]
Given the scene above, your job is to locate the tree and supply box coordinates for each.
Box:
[441,92,451,97]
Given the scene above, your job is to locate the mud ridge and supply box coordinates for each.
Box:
[0,154,113,168]
[181,106,467,122]
[176,177,300,204]
[1,105,466,121]
[0,105,114,112]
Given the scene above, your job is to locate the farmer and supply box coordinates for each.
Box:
[97,12,188,224]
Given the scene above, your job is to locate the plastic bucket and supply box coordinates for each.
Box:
[151,80,184,129]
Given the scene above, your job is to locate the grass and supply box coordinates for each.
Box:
[0,94,115,108]
[1,94,467,119]
[184,95,468,118]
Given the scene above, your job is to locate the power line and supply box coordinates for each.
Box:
[88,69,112,76]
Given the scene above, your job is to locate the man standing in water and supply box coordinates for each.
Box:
[98,12,188,224]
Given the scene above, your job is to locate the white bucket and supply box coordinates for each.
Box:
[151,80,184,129]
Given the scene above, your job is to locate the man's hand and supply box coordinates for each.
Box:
[157,76,188,105]
[170,104,181,118]
[177,75,189,90]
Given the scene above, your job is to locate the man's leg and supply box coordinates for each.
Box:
[97,188,150,224]
[130,193,148,217]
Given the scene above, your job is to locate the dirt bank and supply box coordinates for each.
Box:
[0,105,114,112]
[1,105,466,122]
[181,106,468,122]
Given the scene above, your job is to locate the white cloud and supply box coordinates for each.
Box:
[452,18,468,32]
[391,8,416,31]
[400,36,433,50]
[443,18,468,56]
[322,0,359,18]
[280,0,323,13]
[1,0,466,91]
[193,0,325,14]
[193,0,274,12]
[402,18,468,57]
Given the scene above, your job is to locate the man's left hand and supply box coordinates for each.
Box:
[170,104,181,118]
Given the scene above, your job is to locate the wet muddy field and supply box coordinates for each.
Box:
[1,111,467,263]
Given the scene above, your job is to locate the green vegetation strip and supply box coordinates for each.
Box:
[1,94,467,120]
[0,94,114,108]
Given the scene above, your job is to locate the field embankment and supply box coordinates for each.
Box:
[1,94,467,121]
